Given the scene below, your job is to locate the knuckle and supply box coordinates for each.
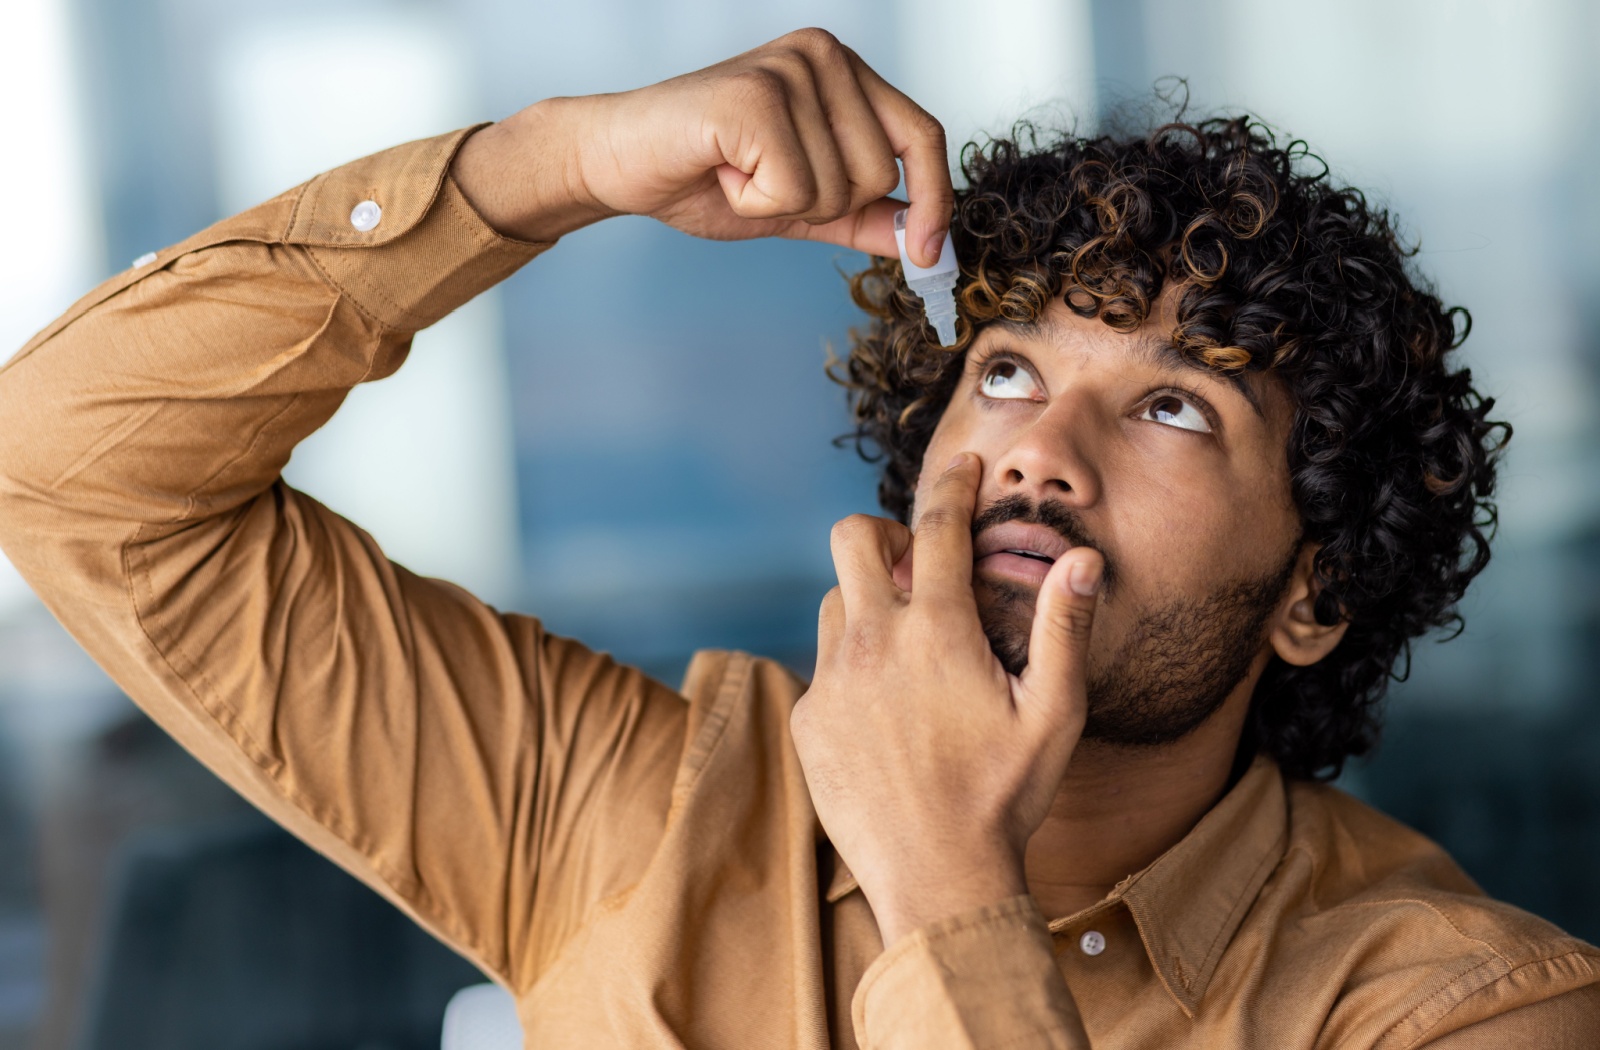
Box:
[784,26,842,55]
[791,181,820,213]
[830,513,876,548]
[914,109,948,145]
[915,507,957,533]
[770,48,817,91]
[812,187,851,223]
[731,67,788,109]
[865,159,900,199]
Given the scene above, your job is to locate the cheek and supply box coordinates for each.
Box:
[1105,461,1294,604]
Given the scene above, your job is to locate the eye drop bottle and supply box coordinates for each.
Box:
[893,209,960,347]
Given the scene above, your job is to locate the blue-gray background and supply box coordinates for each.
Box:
[1,1,1598,1047]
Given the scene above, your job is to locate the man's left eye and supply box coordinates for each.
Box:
[1143,394,1211,433]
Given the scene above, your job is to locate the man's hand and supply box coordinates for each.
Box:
[451,27,952,263]
[791,454,1104,946]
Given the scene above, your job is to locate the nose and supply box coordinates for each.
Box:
[989,397,1102,507]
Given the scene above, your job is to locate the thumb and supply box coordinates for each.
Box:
[1017,547,1103,730]
[780,196,902,258]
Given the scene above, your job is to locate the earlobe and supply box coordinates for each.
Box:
[1269,544,1350,667]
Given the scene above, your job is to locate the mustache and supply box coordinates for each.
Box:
[971,494,1119,595]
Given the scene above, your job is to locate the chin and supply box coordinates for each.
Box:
[974,578,1038,678]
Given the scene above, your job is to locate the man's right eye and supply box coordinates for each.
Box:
[980,361,1042,400]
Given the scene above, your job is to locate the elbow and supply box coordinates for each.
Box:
[0,391,68,556]
[0,413,28,543]
[0,457,45,559]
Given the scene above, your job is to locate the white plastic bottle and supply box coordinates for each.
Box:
[893,209,960,347]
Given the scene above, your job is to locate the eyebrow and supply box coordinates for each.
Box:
[996,318,1266,420]
[1133,335,1266,419]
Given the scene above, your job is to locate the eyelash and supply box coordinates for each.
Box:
[970,346,1222,431]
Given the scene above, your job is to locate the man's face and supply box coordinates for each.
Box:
[912,296,1304,746]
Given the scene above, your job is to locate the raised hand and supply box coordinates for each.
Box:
[789,454,1104,946]
[451,27,953,263]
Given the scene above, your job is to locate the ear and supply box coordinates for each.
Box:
[1269,543,1349,667]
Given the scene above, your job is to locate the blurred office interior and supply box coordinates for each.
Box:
[1,0,1599,1046]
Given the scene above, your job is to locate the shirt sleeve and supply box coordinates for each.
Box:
[0,126,690,992]
[1407,958,1600,1049]
[851,894,1091,1049]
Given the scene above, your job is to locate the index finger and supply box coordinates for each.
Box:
[910,452,981,603]
[846,51,953,268]
[830,513,914,616]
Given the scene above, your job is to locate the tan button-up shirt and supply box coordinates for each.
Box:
[2,127,1597,1049]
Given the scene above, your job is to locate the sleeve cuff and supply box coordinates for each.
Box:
[290,125,549,331]
[851,894,1087,1050]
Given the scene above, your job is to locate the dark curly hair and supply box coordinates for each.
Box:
[834,115,1508,780]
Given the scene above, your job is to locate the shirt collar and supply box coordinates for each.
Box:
[1108,754,1287,1016]
[824,755,1288,1016]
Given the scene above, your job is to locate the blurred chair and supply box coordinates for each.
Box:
[440,983,521,1050]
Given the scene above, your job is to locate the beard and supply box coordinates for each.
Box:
[973,496,1298,748]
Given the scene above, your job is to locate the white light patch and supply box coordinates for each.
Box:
[211,13,523,604]
[0,0,98,620]
[893,0,1096,169]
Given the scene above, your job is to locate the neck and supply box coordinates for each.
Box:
[1022,679,1256,919]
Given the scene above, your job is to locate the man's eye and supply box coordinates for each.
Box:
[979,361,1041,400]
[1143,394,1211,433]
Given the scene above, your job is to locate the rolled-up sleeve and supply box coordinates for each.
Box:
[851,894,1090,1049]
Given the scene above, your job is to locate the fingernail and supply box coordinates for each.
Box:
[924,232,944,265]
[1068,557,1102,597]
[945,452,970,471]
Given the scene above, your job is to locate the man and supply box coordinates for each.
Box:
[0,27,1595,1049]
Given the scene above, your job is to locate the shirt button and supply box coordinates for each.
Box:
[349,200,383,232]
[1079,930,1106,956]
[131,251,158,268]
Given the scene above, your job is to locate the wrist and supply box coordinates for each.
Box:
[450,97,618,243]
[862,852,1028,947]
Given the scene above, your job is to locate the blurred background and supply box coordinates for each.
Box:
[1,0,1598,1046]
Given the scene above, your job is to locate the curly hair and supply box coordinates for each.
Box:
[833,116,1508,780]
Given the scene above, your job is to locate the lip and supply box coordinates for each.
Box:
[973,522,1072,587]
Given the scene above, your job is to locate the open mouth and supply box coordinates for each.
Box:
[972,522,1073,586]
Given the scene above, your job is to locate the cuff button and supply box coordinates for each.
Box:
[349,200,383,232]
